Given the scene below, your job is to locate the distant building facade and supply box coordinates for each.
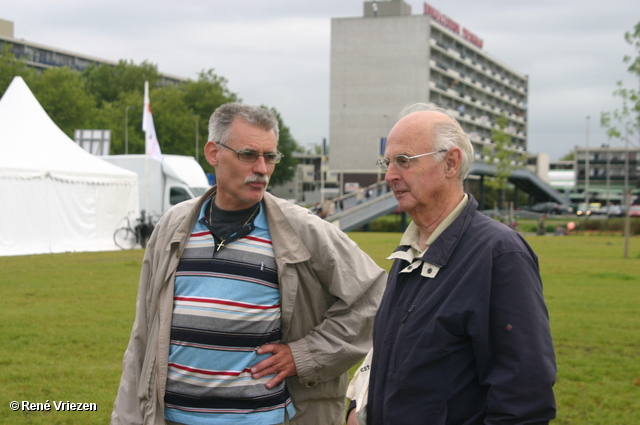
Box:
[574,146,640,204]
[0,18,184,85]
[544,146,640,205]
[547,160,576,194]
[330,1,528,192]
[526,152,550,184]
[268,153,340,205]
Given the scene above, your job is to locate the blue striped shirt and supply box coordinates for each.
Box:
[164,200,295,425]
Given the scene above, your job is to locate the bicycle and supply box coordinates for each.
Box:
[113,210,157,249]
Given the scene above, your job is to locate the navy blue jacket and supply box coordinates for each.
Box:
[368,195,556,425]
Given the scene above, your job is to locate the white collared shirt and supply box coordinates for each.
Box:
[388,194,468,279]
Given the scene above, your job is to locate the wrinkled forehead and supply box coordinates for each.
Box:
[227,118,278,150]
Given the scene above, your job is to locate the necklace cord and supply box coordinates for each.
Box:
[208,195,260,252]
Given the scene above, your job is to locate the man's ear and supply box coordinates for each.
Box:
[445,147,462,179]
[204,141,219,167]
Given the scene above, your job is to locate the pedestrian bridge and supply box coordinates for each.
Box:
[319,163,567,232]
[324,184,398,232]
[469,162,568,205]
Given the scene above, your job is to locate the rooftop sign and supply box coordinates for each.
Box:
[423,2,483,49]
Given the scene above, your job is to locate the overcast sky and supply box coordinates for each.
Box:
[3,0,640,160]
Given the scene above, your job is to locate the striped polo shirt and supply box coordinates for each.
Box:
[164,200,295,425]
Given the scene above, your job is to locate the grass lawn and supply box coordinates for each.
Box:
[1,233,639,424]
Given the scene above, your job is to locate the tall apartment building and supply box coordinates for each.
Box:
[330,1,528,187]
[0,18,184,85]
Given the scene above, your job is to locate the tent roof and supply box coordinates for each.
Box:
[0,76,136,184]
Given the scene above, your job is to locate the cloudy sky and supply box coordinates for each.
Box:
[3,0,640,160]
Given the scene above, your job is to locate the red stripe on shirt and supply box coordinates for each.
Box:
[174,296,280,310]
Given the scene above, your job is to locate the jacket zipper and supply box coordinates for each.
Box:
[402,304,415,323]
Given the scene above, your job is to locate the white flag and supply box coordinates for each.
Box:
[142,81,162,162]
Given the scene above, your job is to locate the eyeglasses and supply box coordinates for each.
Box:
[376,149,448,172]
[218,142,284,164]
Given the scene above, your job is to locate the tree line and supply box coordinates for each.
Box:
[0,44,301,186]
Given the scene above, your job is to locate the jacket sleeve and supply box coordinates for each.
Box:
[346,348,373,425]
[110,230,159,425]
[475,249,557,424]
[287,226,387,385]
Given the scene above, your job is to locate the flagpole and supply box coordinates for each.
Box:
[144,81,150,215]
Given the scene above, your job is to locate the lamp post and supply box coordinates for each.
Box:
[125,106,135,154]
[585,115,590,207]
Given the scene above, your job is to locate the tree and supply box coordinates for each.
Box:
[601,21,640,152]
[98,91,146,155]
[1,45,97,138]
[1,50,303,186]
[600,20,640,258]
[483,114,524,216]
[28,67,99,137]
[265,106,304,187]
[81,65,239,167]
[81,59,161,106]
[181,69,240,170]
[181,69,239,119]
[0,43,38,95]
[148,85,195,157]
[560,151,575,161]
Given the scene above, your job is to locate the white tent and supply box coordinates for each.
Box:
[0,76,139,256]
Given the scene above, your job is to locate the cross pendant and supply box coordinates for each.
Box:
[216,240,225,251]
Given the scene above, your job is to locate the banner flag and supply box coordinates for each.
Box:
[379,137,387,157]
[143,81,162,162]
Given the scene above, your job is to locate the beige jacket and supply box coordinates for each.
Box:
[111,187,387,425]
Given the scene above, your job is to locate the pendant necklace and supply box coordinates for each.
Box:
[208,196,260,252]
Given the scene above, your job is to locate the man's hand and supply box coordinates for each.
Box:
[346,407,359,425]
[250,343,297,389]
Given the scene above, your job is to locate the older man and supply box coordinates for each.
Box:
[349,103,556,425]
[111,103,386,425]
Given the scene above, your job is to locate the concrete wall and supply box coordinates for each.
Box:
[363,0,412,17]
[330,15,431,173]
[0,18,14,38]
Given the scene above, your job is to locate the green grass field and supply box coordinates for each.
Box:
[1,234,639,424]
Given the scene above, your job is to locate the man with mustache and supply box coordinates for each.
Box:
[347,103,556,424]
[112,103,386,425]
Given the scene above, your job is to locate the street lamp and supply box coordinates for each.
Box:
[125,106,135,154]
[585,115,590,207]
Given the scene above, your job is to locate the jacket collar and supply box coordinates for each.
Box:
[419,193,478,267]
[262,192,312,264]
[391,193,478,268]
[162,187,324,265]
[167,186,217,250]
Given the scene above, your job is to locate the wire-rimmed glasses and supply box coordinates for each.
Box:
[376,149,447,172]
[218,142,284,164]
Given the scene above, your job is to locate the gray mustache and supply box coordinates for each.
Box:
[245,174,269,185]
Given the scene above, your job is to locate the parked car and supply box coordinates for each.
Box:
[588,203,608,216]
[629,205,640,217]
[603,205,624,218]
[524,202,573,215]
[576,203,592,217]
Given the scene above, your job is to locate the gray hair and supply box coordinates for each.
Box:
[398,102,474,181]
[208,102,280,145]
